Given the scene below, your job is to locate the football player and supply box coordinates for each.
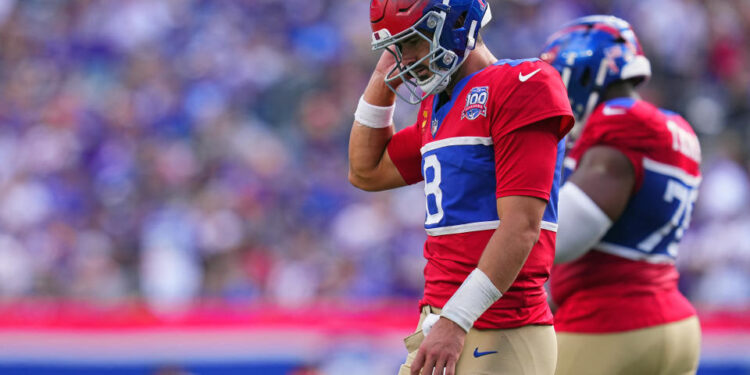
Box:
[541,15,702,375]
[348,1,574,374]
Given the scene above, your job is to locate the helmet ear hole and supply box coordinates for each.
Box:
[454,11,467,29]
[580,67,591,87]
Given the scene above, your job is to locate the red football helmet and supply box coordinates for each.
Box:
[370,0,492,104]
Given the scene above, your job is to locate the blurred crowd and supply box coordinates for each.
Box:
[0,0,748,313]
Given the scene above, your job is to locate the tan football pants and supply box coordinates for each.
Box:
[555,316,701,375]
[398,305,557,375]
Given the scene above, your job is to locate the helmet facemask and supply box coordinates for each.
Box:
[372,11,461,105]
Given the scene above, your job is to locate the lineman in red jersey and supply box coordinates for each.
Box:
[349,1,573,374]
[541,16,702,374]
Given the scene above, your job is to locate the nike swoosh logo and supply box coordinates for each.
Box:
[602,106,626,116]
[473,348,498,358]
[518,68,542,82]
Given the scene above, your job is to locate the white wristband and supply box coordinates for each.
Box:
[354,95,395,128]
[421,313,440,337]
[441,268,502,332]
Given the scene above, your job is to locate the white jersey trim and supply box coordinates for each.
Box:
[426,220,558,236]
[595,242,676,264]
[426,220,498,236]
[420,136,493,155]
[642,157,701,187]
[541,221,558,232]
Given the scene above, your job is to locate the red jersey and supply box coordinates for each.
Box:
[551,98,701,333]
[387,59,573,329]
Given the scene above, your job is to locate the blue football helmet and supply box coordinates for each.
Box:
[540,15,651,121]
[370,0,492,104]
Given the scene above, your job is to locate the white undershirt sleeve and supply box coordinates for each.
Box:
[555,182,613,264]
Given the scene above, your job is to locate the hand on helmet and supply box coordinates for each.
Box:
[374,48,404,88]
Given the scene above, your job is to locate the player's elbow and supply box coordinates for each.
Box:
[520,224,542,249]
[348,168,379,192]
[512,215,543,251]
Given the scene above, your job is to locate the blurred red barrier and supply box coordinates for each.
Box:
[0,298,747,334]
[0,298,419,332]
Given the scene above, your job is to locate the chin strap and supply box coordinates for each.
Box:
[418,71,452,96]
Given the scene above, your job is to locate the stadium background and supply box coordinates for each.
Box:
[0,0,748,374]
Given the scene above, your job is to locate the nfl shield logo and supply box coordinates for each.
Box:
[462,86,489,120]
[430,118,439,137]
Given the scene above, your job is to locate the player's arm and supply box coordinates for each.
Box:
[477,195,546,291]
[554,145,635,263]
[409,200,546,375]
[348,51,410,191]
[446,117,564,313]
[411,117,567,375]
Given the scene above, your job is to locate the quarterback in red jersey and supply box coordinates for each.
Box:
[349,1,573,374]
[541,15,702,374]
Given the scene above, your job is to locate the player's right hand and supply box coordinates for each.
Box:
[363,49,401,106]
[373,48,404,88]
[411,317,466,375]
